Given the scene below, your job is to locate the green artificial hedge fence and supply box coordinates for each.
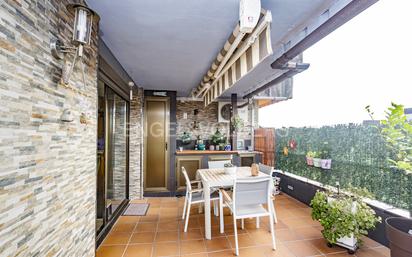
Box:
[275,124,412,211]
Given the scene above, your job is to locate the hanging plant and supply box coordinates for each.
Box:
[231,114,244,131]
[283,146,289,156]
[289,139,297,150]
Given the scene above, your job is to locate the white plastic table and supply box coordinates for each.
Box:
[196,167,271,240]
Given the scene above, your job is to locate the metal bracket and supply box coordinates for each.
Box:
[50,39,77,59]
[50,39,64,59]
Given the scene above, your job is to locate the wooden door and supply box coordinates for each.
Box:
[254,128,275,166]
[144,97,170,191]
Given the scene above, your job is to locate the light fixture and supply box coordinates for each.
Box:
[51,3,99,85]
[128,81,135,100]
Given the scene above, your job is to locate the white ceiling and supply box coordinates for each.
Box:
[88,0,336,97]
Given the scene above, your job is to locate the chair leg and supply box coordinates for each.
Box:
[271,200,278,224]
[182,193,188,220]
[269,213,277,250]
[241,219,244,230]
[219,192,224,234]
[184,200,191,232]
[233,217,239,256]
[213,200,218,216]
[256,217,260,228]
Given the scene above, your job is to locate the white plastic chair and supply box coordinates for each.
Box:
[181,167,221,232]
[208,160,232,169]
[258,163,278,223]
[220,177,276,255]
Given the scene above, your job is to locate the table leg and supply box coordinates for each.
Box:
[204,182,211,240]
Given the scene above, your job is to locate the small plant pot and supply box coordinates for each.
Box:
[306,157,314,166]
[321,159,332,169]
[224,166,237,175]
[386,217,412,257]
[313,158,322,167]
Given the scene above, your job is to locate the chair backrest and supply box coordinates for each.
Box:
[208,160,232,169]
[232,177,271,213]
[258,163,274,177]
[181,167,192,191]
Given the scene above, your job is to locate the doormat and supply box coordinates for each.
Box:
[123,203,150,216]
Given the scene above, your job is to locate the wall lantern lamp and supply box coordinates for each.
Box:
[51,3,99,85]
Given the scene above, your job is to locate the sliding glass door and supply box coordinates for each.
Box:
[96,80,129,237]
[106,87,127,218]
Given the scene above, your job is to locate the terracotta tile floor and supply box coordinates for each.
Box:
[96,194,390,257]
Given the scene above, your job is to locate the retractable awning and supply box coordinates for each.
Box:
[192,11,273,106]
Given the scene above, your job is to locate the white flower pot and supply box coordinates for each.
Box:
[321,159,332,169]
[327,197,358,252]
[224,166,237,175]
[337,234,357,252]
[313,158,322,167]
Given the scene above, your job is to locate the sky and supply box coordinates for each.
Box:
[259,0,412,128]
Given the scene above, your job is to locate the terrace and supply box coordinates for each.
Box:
[0,0,410,257]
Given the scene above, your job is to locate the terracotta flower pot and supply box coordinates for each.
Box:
[386,217,412,257]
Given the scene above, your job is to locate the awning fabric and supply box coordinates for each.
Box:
[190,24,247,98]
[199,11,273,106]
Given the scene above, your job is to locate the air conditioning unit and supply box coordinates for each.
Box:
[218,102,232,123]
[239,0,261,33]
[218,102,249,123]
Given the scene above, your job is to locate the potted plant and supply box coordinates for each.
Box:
[311,188,381,254]
[181,131,191,145]
[306,151,315,166]
[367,103,412,257]
[196,135,206,150]
[211,128,226,150]
[320,142,332,170]
[224,163,236,175]
[313,152,322,167]
[231,114,244,131]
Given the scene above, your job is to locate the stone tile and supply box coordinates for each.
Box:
[130,232,156,243]
[156,231,180,242]
[153,241,180,256]
[180,239,207,255]
[284,240,323,257]
[123,244,153,257]
[102,232,132,245]
[205,236,231,251]
[135,222,158,232]
[308,238,346,254]
[227,233,256,248]
[96,245,126,257]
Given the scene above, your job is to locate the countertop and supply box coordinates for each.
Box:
[175,150,262,155]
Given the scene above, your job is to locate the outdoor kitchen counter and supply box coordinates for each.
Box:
[175,150,263,177]
[175,150,263,155]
